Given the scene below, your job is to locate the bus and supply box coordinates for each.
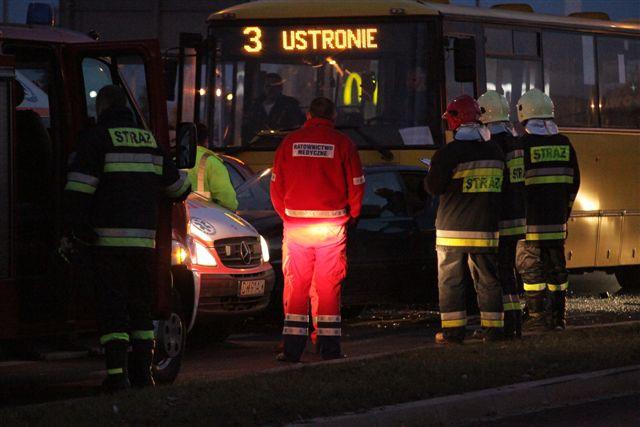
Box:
[0,22,198,382]
[173,0,640,289]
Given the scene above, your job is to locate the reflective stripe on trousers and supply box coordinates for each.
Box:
[94,228,157,248]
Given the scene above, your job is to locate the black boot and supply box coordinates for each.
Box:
[550,291,567,331]
[102,340,130,393]
[319,336,343,360]
[130,339,155,388]
[503,311,516,339]
[514,309,523,338]
[523,291,547,332]
[278,335,307,363]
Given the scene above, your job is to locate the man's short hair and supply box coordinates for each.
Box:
[96,85,128,114]
[309,97,335,120]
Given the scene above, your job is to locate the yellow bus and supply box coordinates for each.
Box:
[176,0,639,288]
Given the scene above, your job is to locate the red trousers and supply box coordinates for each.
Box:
[282,221,347,360]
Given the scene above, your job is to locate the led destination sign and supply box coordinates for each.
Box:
[241,26,379,54]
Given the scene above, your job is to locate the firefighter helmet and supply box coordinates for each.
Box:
[477,91,510,124]
[442,95,482,131]
[517,89,554,123]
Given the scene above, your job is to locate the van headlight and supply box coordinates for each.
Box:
[171,240,189,265]
[260,235,270,263]
[191,240,218,267]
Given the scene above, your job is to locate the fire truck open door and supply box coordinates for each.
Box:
[0,55,18,338]
[62,40,174,318]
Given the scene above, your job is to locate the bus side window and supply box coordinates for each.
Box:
[484,26,542,126]
[597,37,640,129]
[445,36,476,99]
[0,76,10,279]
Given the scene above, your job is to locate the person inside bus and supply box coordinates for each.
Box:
[243,72,305,142]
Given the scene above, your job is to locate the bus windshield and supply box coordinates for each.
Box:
[211,21,440,149]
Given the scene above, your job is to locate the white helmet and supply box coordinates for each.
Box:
[477,90,510,124]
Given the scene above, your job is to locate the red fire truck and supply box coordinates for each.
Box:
[0,19,195,382]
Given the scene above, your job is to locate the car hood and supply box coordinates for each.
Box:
[187,195,259,239]
[237,210,282,237]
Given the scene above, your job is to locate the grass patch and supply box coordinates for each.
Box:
[3,324,640,426]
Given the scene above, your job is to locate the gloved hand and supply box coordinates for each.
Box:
[57,230,95,265]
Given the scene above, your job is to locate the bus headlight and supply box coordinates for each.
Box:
[191,240,218,267]
[260,235,270,263]
[171,240,189,265]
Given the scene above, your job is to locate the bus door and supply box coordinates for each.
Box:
[0,56,18,339]
[172,33,206,130]
[62,40,175,319]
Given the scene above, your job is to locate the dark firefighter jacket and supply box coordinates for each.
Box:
[426,130,505,253]
[520,132,581,246]
[489,125,525,241]
[64,106,191,250]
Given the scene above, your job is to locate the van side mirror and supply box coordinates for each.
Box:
[176,122,197,169]
[453,38,476,83]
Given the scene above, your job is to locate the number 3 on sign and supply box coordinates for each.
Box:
[243,27,263,53]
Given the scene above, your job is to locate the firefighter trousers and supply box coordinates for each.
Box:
[498,239,522,338]
[437,249,504,341]
[91,248,156,378]
[516,241,568,327]
[282,222,347,361]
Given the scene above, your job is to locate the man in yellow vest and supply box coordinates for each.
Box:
[188,123,238,211]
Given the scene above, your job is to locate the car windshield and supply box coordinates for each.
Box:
[236,169,274,211]
[211,21,440,149]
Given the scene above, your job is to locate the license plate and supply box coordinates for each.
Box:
[239,279,265,297]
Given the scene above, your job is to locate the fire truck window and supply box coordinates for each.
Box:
[543,32,598,127]
[0,79,10,279]
[82,57,115,121]
[117,55,150,125]
[597,37,640,129]
[362,172,407,218]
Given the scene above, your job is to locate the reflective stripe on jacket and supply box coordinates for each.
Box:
[187,146,238,211]
[520,130,580,246]
[426,133,505,253]
[63,106,191,249]
[270,117,364,224]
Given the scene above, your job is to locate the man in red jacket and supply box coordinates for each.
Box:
[271,97,364,362]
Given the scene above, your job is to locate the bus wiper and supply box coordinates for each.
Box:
[335,125,394,161]
[226,127,300,155]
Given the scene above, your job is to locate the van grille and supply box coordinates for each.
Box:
[214,237,262,268]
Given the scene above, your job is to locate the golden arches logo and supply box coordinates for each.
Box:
[342,72,378,106]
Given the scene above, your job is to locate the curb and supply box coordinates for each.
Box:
[291,364,640,426]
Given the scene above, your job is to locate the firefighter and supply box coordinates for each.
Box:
[270,97,364,362]
[187,123,238,211]
[62,85,191,392]
[515,89,580,331]
[426,95,505,344]
[477,91,524,339]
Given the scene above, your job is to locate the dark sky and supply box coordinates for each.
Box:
[3,0,639,23]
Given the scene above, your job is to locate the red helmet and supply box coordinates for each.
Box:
[442,95,482,131]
